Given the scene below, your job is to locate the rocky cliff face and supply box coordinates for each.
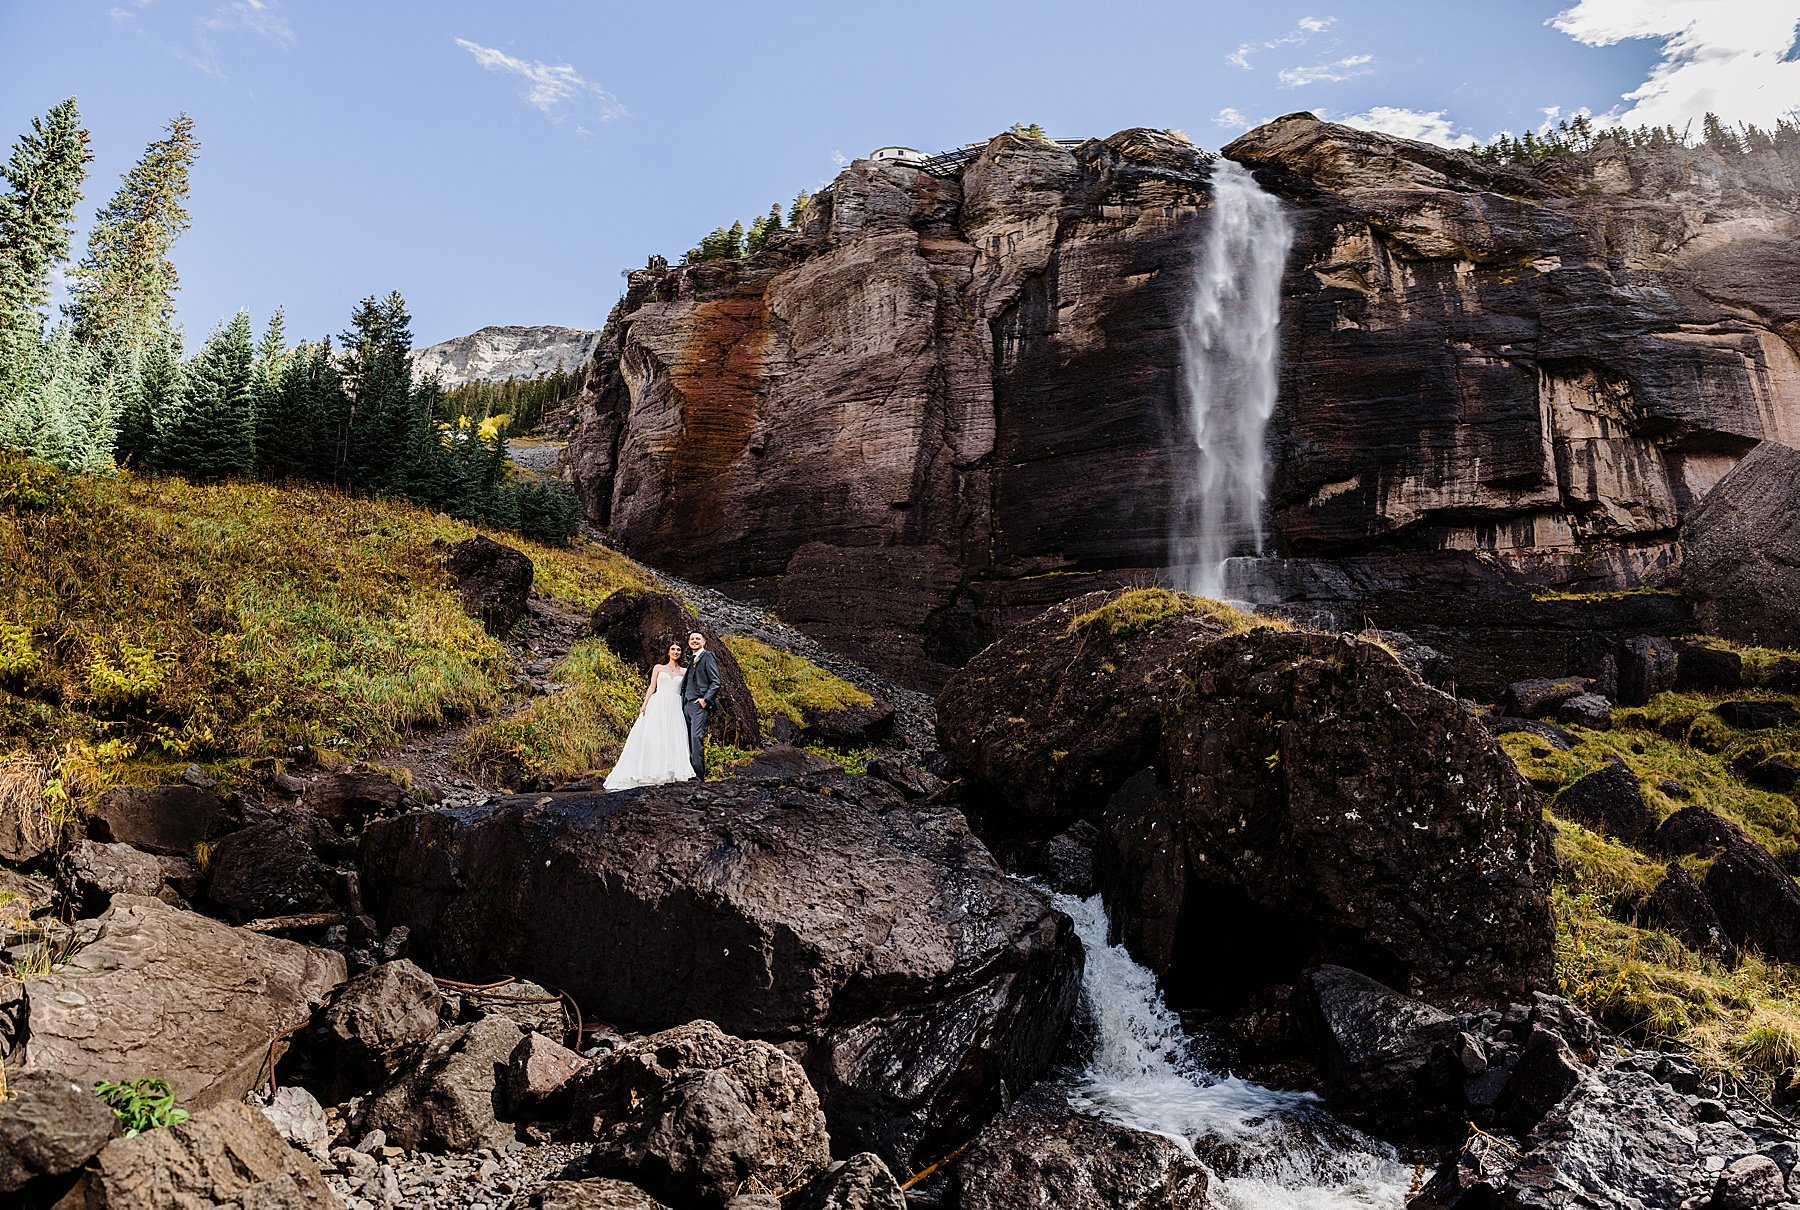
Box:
[414,324,599,388]
[564,118,1800,691]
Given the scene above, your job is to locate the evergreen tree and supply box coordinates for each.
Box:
[167,310,255,478]
[790,189,811,226]
[0,98,91,406]
[1702,112,1742,154]
[338,291,421,493]
[66,113,199,359]
[116,329,182,468]
[253,306,289,399]
[0,324,117,472]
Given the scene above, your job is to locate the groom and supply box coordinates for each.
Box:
[682,631,722,780]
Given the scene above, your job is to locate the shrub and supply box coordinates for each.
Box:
[95,1078,189,1137]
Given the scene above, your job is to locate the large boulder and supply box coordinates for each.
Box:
[361,772,1081,1171]
[588,587,759,747]
[952,1087,1209,1210]
[0,1068,118,1194]
[17,895,345,1110]
[1683,441,1800,650]
[445,534,534,636]
[296,957,445,1103]
[941,591,1555,1008]
[569,1020,831,1208]
[57,1100,343,1209]
[1552,757,1654,845]
[204,811,349,923]
[790,1152,907,1210]
[361,1012,521,1152]
[1300,964,1462,1137]
[1652,807,1800,963]
[87,783,232,857]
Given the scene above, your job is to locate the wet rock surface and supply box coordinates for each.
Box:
[941,591,1554,1008]
[361,770,1081,1172]
[447,535,535,637]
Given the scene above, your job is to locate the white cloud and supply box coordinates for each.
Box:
[830,149,848,167]
[1214,106,1254,131]
[455,39,627,122]
[1228,16,1335,69]
[1551,0,1800,128]
[1338,105,1479,148]
[1279,53,1376,87]
[203,0,293,42]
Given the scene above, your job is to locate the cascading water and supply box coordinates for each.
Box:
[1054,892,1412,1209]
[1173,157,1295,601]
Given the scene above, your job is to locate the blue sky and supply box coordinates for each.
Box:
[3,1,1796,345]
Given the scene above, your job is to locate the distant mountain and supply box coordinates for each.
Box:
[411,325,599,388]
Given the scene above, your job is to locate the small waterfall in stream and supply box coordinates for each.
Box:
[1054,892,1412,1209]
[1172,157,1295,601]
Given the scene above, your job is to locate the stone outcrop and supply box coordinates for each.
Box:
[1683,440,1800,650]
[360,771,1081,1172]
[0,1068,118,1195]
[939,591,1554,1008]
[17,895,346,1110]
[569,1020,831,1208]
[410,324,599,390]
[563,117,1800,691]
[58,1100,343,1209]
[445,535,534,636]
[362,1013,522,1152]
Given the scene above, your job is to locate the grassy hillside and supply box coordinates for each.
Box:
[1503,666,1800,1090]
[0,454,875,812]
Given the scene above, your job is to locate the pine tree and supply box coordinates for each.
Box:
[116,329,182,468]
[0,98,91,406]
[790,189,811,227]
[66,113,199,359]
[167,310,255,478]
[253,306,289,397]
[338,291,421,493]
[1701,113,1740,154]
[0,324,116,472]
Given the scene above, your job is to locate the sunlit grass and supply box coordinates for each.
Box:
[723,634,871,738]
[460,639,643,789]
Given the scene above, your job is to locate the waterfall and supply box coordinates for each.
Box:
[1173,157,1294,600]
[1053,892,1412,1209]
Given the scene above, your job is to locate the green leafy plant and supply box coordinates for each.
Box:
[95,1078,189,1137]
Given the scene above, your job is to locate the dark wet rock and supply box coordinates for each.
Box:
[1553,757,1653,845]
[1642,864,1734,959]
[59,1100,342,1209]
[1616,636,1677,707]
[1652,807,1800,963]
[304,768,412,832]
[1488,716,1578,751]
[362,773,1080,1172]
[1412,1131,1522,1208]
[301,958,445,1104]
[733,743,838,780]
[1556,691,1613,730]
[58,839,169,913]
[588,587,759,747]
[1715,700,1800,731]
[17,895,345,1110]
[1677,641,1747,692]
[569,1020,831,1209]
[1506,677,1590,719]
[509,1030,590,1120]
[87,783,231,857]
[1370,629,1455,688]
[1685,441,1800,651]
[204,811,348,924]
[1038,819,1100,897]
[942,592,1554,1008]
[0,1068,118,1194]
[1742,754,1800,793]
[790,1152,907,1210]
[1656,777,1693,800]
[446,534,534,636]
[863,757,943,801]
[1496,1024,1587,1134]
[1301,965,1461,1138]
[362,1013,522,1152]
[953,1087,1209,1210]
[799,699,896,748]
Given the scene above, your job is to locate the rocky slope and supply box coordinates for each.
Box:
[414,325,599,388]
[562,118,1800,693]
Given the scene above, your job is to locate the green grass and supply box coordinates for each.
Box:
[1512,660,1800,1091]
[723,634,872,738]
[1063,587,1287,641]
[0,454,649,807]
[461,639,643,789]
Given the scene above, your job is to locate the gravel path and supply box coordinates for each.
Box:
[505,440,565,476]
[325,1138,595,1210]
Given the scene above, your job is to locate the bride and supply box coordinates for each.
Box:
[604,642,697,790]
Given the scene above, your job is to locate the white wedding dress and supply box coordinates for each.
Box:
[604,667,696,789]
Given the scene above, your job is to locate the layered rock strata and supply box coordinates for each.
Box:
[564,119,1800,691]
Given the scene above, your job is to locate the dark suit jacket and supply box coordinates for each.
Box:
[682,648,721,709]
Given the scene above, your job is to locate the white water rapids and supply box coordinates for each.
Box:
[1054,893,1413,1209]
[1173,157,1295,600]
